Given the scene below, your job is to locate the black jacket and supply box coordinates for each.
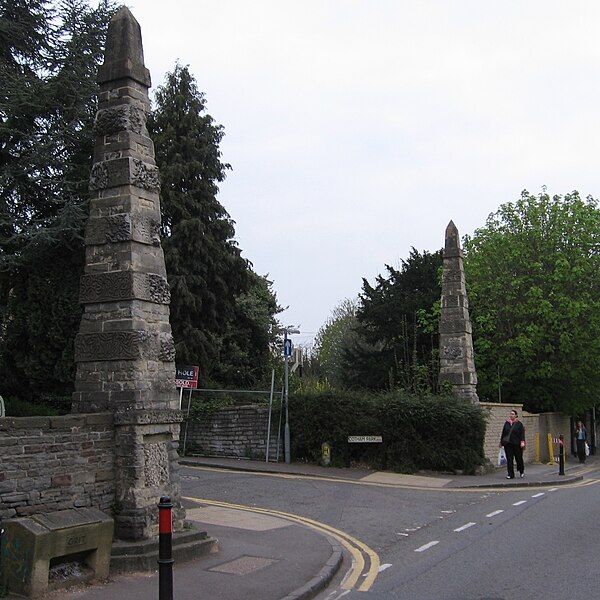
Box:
[500,420,525,446]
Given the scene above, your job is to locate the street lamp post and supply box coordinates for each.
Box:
[283,326,299,464]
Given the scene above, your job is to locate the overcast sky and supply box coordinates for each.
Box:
[125,1,600,347]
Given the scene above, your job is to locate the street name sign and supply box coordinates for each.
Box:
[348,436,383,443]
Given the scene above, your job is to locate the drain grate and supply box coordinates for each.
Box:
[209,555,277,576]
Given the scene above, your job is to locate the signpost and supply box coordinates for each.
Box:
[176,366,199,456]
[283,327,299,464]
[175,366,199,411]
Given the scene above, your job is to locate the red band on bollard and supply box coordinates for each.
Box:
[159,507,172,534]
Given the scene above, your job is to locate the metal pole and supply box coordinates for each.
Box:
[558,434,565,476]
[182,388,193,457]
[178,387,183,410]
[158,496,174,600]
[276,386,284,462]
[284,329,291,464]
[265,369,275,463]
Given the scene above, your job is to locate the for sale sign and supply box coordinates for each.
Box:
[175,366,199,389]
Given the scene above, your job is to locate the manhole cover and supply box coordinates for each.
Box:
[209,556,277,576]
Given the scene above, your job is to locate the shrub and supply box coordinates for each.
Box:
[289,389,486,473]
[2,396,63,417]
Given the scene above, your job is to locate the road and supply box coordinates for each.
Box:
[180,464,600,600]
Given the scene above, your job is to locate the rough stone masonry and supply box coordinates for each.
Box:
[71,7,184,540]
[438,221,479,403]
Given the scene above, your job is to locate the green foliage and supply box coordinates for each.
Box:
[340,248,443,391]
[464,190,600,414]
[2,395,64,416]
[0,0,114,399]
[312,298,359,386]
[290,389,486,473]
[148,64,281,388]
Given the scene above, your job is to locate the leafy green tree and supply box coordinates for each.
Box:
[0,0,114,398]
[149,63,281,386]
[312,298,359,387]
[464,190,600,414]
[342,248,443,391]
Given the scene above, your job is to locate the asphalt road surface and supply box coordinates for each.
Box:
[180,464,600,600]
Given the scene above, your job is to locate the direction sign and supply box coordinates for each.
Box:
[175,366,199,389]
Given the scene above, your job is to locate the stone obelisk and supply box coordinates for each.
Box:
[438,221,479,403]
[72,7,184,540]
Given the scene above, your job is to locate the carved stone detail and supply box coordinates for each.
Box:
[80,271,130,303]
[131,158,160,192]
[94,104,145,136]
[443,344,463,359]
[146,273,171,303]
[79,272,171,304]
[86,213,161,245]
[89,162,109,190]
[159,336,176,362]
[75,331,142,362]
[89,157,159,193]
[143,443,170,487]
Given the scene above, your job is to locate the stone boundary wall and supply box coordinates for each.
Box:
[480,402,571,467]
[0,413,115,520]
[184,405,279,459]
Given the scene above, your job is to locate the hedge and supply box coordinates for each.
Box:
[289,390,486,474]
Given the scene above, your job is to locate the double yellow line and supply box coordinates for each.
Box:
[183,496,380,592]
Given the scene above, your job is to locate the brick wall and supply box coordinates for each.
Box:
[183,405,279,459]
[480,402,571,467]
[0,413,115,519]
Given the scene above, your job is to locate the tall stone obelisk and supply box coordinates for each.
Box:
[72,7,184,540]
[438,221,479,403]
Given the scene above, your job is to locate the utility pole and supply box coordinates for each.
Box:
[283,326,299,464]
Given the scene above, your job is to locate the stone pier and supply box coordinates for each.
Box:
[71,7,184,540]
[438,221,479,403]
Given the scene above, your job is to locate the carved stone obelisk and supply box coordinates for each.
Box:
[72,7,184,540]
[438,221,479,403]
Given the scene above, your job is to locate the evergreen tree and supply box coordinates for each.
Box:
[342,248,443,391]
[0,0,114,398]
[149,64,280,386]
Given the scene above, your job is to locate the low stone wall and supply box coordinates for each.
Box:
[0,413,115,519]
[480,402,571,466]
[183,405,279,459]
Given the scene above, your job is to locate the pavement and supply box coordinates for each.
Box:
[26,454,594,600]
[180,452,591,489]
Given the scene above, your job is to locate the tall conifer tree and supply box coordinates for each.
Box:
[149,64,280,386]
[0,0,114,398]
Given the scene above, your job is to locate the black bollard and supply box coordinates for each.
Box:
[558,434,565,476]
[158,496,174,600]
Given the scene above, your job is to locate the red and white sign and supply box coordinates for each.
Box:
[175,366,199,389]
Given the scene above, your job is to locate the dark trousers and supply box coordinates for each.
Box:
[505,444,524,478]
[576,439,586,463]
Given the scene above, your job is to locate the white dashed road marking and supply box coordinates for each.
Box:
[454,522,476,532]
[415,541,439,552]
[548,488,558,492]
[531,492,545,498]
[512,500,527,506]
[378,563,392,572]
[486,510,504,517]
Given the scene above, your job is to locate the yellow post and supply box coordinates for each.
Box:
[547,433,555,465]
[533,432,541,464]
